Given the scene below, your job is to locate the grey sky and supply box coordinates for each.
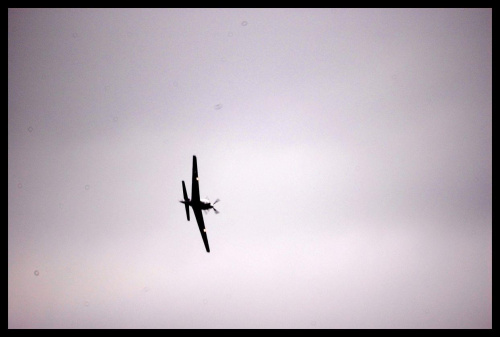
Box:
[8,8,491,328]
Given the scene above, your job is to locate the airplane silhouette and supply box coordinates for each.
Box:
[180,156,219,253]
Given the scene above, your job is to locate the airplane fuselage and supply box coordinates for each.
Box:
[181,199,213,211]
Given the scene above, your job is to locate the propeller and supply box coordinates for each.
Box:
[203,197,220,214]
[211,198,220,214]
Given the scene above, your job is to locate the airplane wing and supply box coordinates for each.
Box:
[191,155,200,202]
[192,207,210,252]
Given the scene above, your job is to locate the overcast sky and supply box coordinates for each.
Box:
[8,8,491,329]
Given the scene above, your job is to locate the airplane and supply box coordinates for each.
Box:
[180,155,220,253]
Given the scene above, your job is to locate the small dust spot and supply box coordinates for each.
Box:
[241,21,248,26]
[143,287,150,293]
[34,270,39,276]
[17,183,22,189]
[84,301,89,307]
[214,103,223,110]
[227,32,233,37]
[72,33,79,38]
[203,298,208,305]
[28,126,33,132]
[113,117,118,122]
[310,320,317,327]
[85,185,90,190]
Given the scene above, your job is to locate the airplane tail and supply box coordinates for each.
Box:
[182,181,190,221]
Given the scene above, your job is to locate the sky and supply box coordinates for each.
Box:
[8,8,491,329]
